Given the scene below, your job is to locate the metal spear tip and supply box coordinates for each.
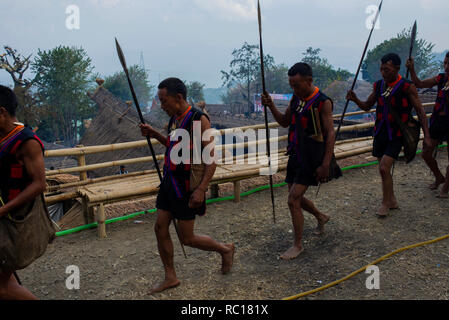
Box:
[411,20,417,37]
[115,37,127,70]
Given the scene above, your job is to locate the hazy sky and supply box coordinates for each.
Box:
[1,0,448,88]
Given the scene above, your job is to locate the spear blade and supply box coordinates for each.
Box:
[258,0,276,224]
[335,0,383,140]
[406,20,417,79]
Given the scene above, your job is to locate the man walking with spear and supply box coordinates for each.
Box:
[347,53,431,216]
[115,40,234,294]
[407,52,449,198]
[262,63,341,260]
[259,0,339,260]
[140,78,235,294]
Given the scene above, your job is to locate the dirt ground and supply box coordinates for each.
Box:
[19,149,449,300]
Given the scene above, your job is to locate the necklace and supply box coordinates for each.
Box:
[175,106,192,128]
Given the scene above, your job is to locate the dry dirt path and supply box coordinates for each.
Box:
[20,149,449,300]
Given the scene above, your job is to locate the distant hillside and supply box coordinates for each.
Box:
[204,87,227,104]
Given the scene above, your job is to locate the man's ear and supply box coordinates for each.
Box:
[176,93,184,103]
[0,106,7,116]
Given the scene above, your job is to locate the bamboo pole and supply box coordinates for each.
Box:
[45,138,161,157]
[234,181,241,203]
[46,154,164,176]
[44,191,79,205]
[76,145,87,181]
[96,203,107,238]
[46,169,158,192]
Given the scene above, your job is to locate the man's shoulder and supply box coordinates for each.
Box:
[191,107,210,123]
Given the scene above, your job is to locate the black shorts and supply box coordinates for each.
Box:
[429,115,449,142]
[372,126,403,160]
[156,177,206,220]
[285,155,319,186]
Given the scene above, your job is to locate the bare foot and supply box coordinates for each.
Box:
[313,214,330,235]
[148,278,180,295]
[280,245,304,260]
[221,243,235,274]
[376,204,389,217]
[429,178,445,190]
[388,200,399,210]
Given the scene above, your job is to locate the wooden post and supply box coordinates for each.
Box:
[233,181,241,203]
[82,197,89,224]
[76,145,87,181]
[210,184,219,199]
[96,203,107,238]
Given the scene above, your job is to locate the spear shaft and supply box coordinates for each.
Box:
[335,0,383,140]
[258,0,276,224]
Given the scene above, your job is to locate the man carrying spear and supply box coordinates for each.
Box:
[262,63,341,260]
[347,53,431,216]
[140,78,235,294]
[406,52,449,198]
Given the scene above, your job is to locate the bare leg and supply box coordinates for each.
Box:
[300,197,329,235]
[0,272,38,300]
[177,219,234,274]
[149,209,180,295]
[377,156,398,217]
[422,138,445,190]
[281,183,308,260]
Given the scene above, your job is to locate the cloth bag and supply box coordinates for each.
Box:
[0,194,56,272]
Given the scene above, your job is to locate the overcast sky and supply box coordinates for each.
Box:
[1,0,448,88]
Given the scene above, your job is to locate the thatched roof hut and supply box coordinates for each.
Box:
[81,83,168,178]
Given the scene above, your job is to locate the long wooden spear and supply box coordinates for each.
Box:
[257,0,276,224]
[115,38,187,258]
[335,0,383,140]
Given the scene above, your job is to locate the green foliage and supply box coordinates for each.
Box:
[362,27,438,82]
[103,65,153,111]
[301,47,353,89]
[255,63,290,94]
[32,46,95,144]
[185,81,205,103]
[221,42,274,110]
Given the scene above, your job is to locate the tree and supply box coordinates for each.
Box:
[257,63,290,94]
[301,47,353,89]
[221,42,274,113]
[0,46,40,126]
[103,65,153,112]
[32,46,95,144]
[361,28,439,83]
[185,81,205,103]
